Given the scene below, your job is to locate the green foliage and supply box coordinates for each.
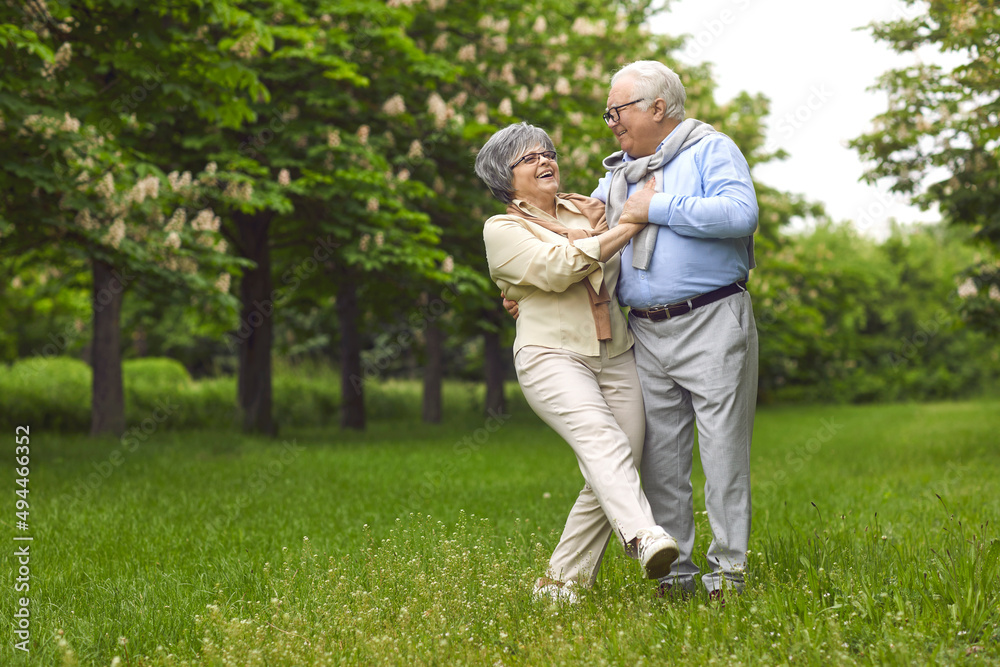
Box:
[0,357,522,433]
[754,222,1000,403]
[2,357,92,431]
[853,0,1000,333]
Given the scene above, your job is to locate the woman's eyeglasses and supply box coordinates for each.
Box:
[509,150,557,169]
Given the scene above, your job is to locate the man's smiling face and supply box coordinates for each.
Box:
[606,75,661,158]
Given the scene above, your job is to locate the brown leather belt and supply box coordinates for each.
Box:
[629,281,747,322]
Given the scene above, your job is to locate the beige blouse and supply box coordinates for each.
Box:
[483,196,633,357]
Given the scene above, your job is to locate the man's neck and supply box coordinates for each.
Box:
[628,119,681,159]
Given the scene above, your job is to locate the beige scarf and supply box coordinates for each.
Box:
[506,193,613,341]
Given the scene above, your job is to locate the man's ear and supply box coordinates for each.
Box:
[651,98,670,122]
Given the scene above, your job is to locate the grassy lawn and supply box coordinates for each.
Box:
[5,398,1000,665]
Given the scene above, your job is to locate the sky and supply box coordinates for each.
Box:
[648,0,948,238]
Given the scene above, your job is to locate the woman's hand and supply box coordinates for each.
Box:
[617,177,656,226]
[502,293,519,320]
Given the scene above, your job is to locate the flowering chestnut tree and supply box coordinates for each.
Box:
[852,0,1000,334]
[0,1,259,434]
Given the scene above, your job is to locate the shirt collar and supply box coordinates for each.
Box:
[511,195,582,217]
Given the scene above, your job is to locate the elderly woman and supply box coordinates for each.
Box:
[474,122,678,601]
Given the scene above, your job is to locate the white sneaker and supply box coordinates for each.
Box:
[635,526,679,580]
[532,577,579,604]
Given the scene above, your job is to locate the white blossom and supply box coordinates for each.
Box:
[215,273,231,293]
[457,44,476,62]
[957,278,977,299]
[104,218,126,249]
[382,94,406,116]
[277,168,291,186]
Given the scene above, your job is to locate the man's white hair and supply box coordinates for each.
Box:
[611,61,686,121]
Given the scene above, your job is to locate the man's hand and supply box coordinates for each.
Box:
[501,293,519,320]
[618,177,657,225]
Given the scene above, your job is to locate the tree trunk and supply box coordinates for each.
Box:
[90,258,126,436]
[422,319,444,424]
[338,278,365,430]
[483,308,507,417]
[236,214,276,436]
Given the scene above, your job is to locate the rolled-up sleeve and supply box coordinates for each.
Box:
[484,217,601,293]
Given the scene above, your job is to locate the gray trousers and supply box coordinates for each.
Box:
[514,344,651,587]
[629,291,758,593]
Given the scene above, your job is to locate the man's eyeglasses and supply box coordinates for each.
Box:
[509,150,557,170]
[603,99,646,125]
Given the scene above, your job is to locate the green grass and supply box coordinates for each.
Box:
[5,398,1000,665]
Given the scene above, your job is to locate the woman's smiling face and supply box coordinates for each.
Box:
[510,144,560,206]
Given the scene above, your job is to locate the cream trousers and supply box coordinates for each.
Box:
[514,343,652,587]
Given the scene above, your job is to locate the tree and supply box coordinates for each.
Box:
[852,0,1000,334]
[0,1,257,434]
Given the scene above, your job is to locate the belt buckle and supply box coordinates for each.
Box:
[648,306,670,321]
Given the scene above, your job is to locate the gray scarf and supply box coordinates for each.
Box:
[602,118,717,269]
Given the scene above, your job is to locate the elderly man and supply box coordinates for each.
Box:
[506,60,758,600]
[596,60,759,601]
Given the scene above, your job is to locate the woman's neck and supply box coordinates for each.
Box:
[521,195,557,218]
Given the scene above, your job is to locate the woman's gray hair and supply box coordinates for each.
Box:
[611,61,686,121]
[474,122,556,204]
